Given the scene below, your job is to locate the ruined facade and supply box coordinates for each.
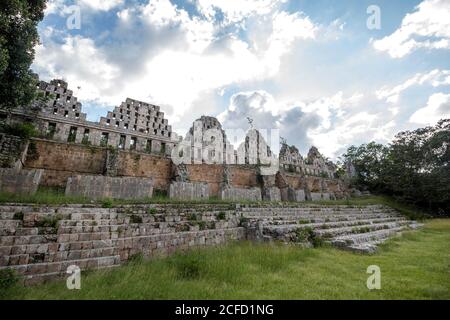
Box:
[1,79,176,156]
[0,78,348,201]
[279,142,336,178]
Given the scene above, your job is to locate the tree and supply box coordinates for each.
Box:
[342,119,450,215]
[0,0,47,110]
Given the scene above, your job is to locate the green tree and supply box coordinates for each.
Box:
[342,119,450,215]
[0,0,47,110]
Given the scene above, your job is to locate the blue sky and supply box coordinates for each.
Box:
[33,0,450,159]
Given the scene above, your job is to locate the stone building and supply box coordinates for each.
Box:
[176,116,235,164]
[1,79,176,156]
[279,142,336,178]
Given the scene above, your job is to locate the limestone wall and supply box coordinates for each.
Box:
[169,182,209,200]
[0,204,244,285]
[0,134,28,169]
[220,186,262,202]
[0,168,43,194]
[114,151,171,190]
[24,139,106,187]
[65,175,153,199]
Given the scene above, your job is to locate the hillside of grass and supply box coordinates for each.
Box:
[2,219,449,300]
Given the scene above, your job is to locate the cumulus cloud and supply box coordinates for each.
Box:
[410,92,450,125]
[78,0,124,11]
[376,69,450,103]
[34,0,319,123]
[34,36,120,106]
[217,90,380,159]
[373,0,450,58]
[196,0,283,24]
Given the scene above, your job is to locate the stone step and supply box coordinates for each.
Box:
[0,255,121,277]
[1,246,118,267]
[263,217,407,234]
[0,220,22,229]
[331,227,406,247]
[314,221,409,238]
[257,215,404,225]
[243,211,400,218]
[344,240,387,254]
[0,227,39,236]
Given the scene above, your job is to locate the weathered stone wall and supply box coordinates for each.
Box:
[186,164,223,196]
[114,151,171,191]
[229,166,259,188]
[65,175,153,199]
[220,186,262,202]
[262,187,281,201]
[0,204,244,285]
[0,168,43,194]
[169,182,209,200]
[24,139,106,187]
[0,134,28,169]
[23,139,172,190]
[280,187,306,202]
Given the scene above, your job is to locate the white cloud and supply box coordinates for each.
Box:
[217,90,386,159]
[373,0,450,58]
[376,69,450,103]
[34,36,120,105]
[196,0,283,24]
[78,0,124,11]
[409,92,450,125]
[34,1,319,123]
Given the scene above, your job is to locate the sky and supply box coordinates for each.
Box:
[33,0,450,159]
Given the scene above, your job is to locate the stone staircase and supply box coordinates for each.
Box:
[0,204,243,285]
[240,205,422,253]
[0,203,422,285]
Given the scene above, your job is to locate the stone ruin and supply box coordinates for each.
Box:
[0,78,350,202]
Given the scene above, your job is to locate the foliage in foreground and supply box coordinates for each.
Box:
[342,119,450,216]
[2,219,449,300]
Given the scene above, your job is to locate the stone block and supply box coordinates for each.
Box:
[262,187,281,201]
[280,187,306,202]
[65,175,153,200]
[169,182,209,200]
[0,168,43,195]
[219,186,262,202]
[310,192,322,201]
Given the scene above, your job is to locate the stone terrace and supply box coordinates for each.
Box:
[0,203,421,285]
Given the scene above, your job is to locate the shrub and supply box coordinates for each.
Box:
[147,208,157,215]
[172,254,202,279]
[101,198,113,208]
[198,221,207,230]
[217,211,226,220]
[0,269,18,290]
[35,214,62,228]
[128,252,144,264]
[130,215,143,224]
[187,213,198,221]
[13,211,24,220]
[1,122,37,139]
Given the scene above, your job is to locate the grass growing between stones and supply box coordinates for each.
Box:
[2,219,449,300]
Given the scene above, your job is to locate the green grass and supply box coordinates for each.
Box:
[2,219,449,300]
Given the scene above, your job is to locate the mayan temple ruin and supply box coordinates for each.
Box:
[0,79,421,284]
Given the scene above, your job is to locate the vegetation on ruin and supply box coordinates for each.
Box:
[342,119,450,216]
[2,219,449,300]
[0,122,37,138]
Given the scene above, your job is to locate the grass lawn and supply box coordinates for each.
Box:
[2,219,449,300]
